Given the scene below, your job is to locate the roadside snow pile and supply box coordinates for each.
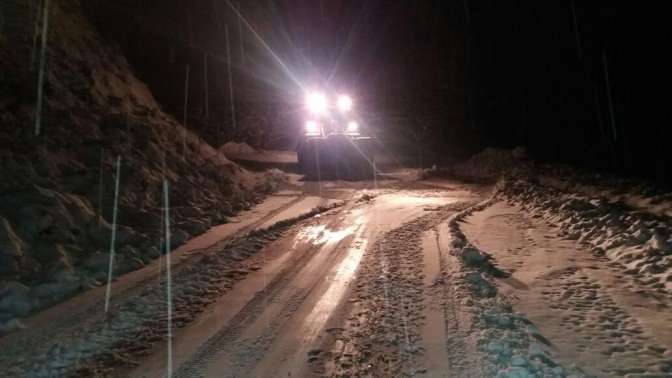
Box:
[538,167,672,218]
[220,142,258,160]
[455,147,672,219]
[453,147,532,180]
[220,142,297,164]
[0,0,283,325]
[448,198,587,378]
[422,147,532,181]
[498,179,672,294]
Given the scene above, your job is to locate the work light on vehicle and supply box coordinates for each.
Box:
[305,120,319,134]
[306,92,327,114]
[337,95,353,112]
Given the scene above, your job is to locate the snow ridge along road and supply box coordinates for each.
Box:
[461,198,672,376]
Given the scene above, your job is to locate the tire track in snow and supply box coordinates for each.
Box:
[324,202,478,377]
[174,212,355,377]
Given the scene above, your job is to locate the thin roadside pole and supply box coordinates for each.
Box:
[225,25,237,131]
[237,1,245,65]
[104,156,122,313]
[30,0,43,68]
[34,0,50,136]
[570,0,582,60]
[183,64,190,161]
[204,53,209,119]
[98,148,104,229]
[163,179,173,377]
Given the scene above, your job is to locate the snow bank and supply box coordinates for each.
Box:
[498,179,672,294]
[454,147,672,219]
[447,197,587,377]
[219,142,258,159]
[538,170,672,219]
[0,0,283,324]
[422,147,532,182]
[454,147,532,180]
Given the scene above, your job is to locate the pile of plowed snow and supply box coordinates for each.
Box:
[538,167,672,218]
[0,0,281,330]
[423,146,531,181]
[446,149,672,291]
[498,179,672,293]
[219,141,297,164]
[447,199,588,377]
[220,142,258,159]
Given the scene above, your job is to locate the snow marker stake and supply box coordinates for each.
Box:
[34,0,50,136]
[225,25,237,131]
[163,179,173,377]
[104,155,122,313]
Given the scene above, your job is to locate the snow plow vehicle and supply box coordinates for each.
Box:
[296,91,375,180]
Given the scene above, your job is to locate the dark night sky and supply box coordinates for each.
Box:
[466,1,669,181]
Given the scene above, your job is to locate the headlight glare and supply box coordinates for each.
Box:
[306,92,327,114]
[305,120,319,134]
[337,95,353,112]
[346,121,359,133]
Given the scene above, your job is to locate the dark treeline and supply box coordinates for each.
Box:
[466,1,670,183]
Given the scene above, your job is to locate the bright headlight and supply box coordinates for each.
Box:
[346,121,359,133]
[306,92,327,114]
[305,120,319,134]
[337,95,353,112]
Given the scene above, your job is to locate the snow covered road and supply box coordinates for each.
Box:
[0,173,489,377]
[129,188,480,377]
[8,172,667,377]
